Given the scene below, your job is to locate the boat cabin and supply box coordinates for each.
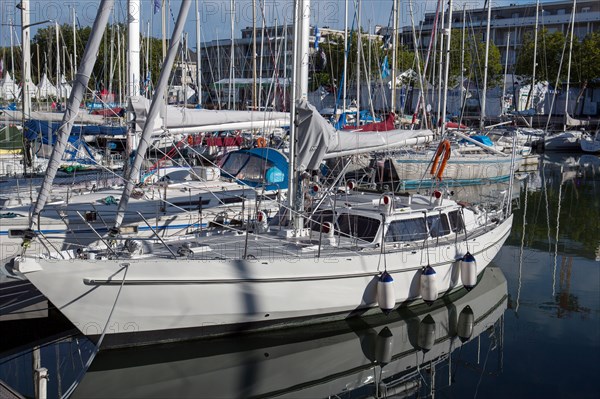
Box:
[309,194,474,248]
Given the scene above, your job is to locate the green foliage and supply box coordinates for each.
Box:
[515,28,566,83]
[573,32,600,85]
[0,23,164,96]
[448,30,502,87]
[515,29,600,86]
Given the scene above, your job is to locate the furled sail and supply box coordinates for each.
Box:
[26,0,115,233]
[295,100,433,170]
[128,96,290,134]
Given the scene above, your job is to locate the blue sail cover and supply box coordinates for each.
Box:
[220,147,289,191]
[24,119,123,164]
[24,119,126,139]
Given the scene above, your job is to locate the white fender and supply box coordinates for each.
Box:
[460,252,477,290]
[420,265,438,305]
[377,271,395,314]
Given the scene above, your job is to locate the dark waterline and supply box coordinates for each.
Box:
[1,153,599,398]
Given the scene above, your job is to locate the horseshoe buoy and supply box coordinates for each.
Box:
[430,140,451,180]
[256,137,267,148]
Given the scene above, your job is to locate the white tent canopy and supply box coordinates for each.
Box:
[57,75,72,98]
[37,73,58,99]
[0,72,20,101]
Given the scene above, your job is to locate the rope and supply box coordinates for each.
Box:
[60,262,130,399]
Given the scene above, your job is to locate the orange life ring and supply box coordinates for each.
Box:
[256,137,267,148]
[430,140,451,180]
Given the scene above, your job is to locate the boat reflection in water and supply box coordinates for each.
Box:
[72,267,508,398]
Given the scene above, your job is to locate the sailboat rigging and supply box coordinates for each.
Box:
[12,0,514,349]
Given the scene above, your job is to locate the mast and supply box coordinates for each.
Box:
[195,0,202,106]
[460,4,466,116]
[436,3,445,127]
[390,0,398,112]
[113,0,192,232]
[525,0,539,113]
[356,0,361,127]
[342,0,348,112]
[501,32,510,115]
[440,1,453,137]
[252,0,257,109]
[563,0,576,130]
[126,0,140,175]
[479,0,492,130]
[287,0,310,230]
[229,0,235,109]
[55,21,60,101]
[20,0,32,117]
[27,0,116,233]
[128,0,140,98]
[73,6,77,81]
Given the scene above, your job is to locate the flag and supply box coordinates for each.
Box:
[381,56,390,79]
[314,26,320,50]
[153,0,161,15]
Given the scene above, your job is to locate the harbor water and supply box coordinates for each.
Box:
[0,153,599,398]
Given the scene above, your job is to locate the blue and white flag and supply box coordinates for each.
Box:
[381,56,390,79]
[153,0,161,15]
[314,26,321,50]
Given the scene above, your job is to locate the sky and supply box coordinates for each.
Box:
[0,0,547,50]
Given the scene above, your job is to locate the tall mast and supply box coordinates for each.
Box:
[55,21,60,98]
[195,0,201,106]
[564,0,576,130]
[436,3,445,127]
[27,0,116,233]
[355,0,361,127]
[440,0,453,137]
[252,0,257,109]
[128,0,140,98]
[126,0,141,170]
[342,0,348,112]
[501,32,510,115]
[479,0,492,130]
[390,0,398,112]
[460,4,466,115]
[20,0,32,116]
[525,0,539,112]
[73,6,77,81]
[288,0,310,230]
[229,0,235,109]
[113,0,192,231]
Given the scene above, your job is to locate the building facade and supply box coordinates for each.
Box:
[400,0,600,69]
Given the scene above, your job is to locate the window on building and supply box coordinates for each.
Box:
[582,7,591,13]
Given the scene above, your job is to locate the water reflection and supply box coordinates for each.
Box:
[67,267,507,398]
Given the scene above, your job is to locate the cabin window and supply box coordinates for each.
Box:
[221,152,275,183]
[385,218,428,242]
[448,210,465,233]
[427,214,451,237]
[309,210,335,232]
[337,214,381,243]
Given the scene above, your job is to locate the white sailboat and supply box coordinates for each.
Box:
[71,266,507,398]
[13,0,513,348]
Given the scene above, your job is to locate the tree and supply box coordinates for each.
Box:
[448,29,502,88]
[573,32,600,86]
[515,28,566,84]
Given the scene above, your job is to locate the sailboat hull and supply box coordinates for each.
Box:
[19,215,512,348]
